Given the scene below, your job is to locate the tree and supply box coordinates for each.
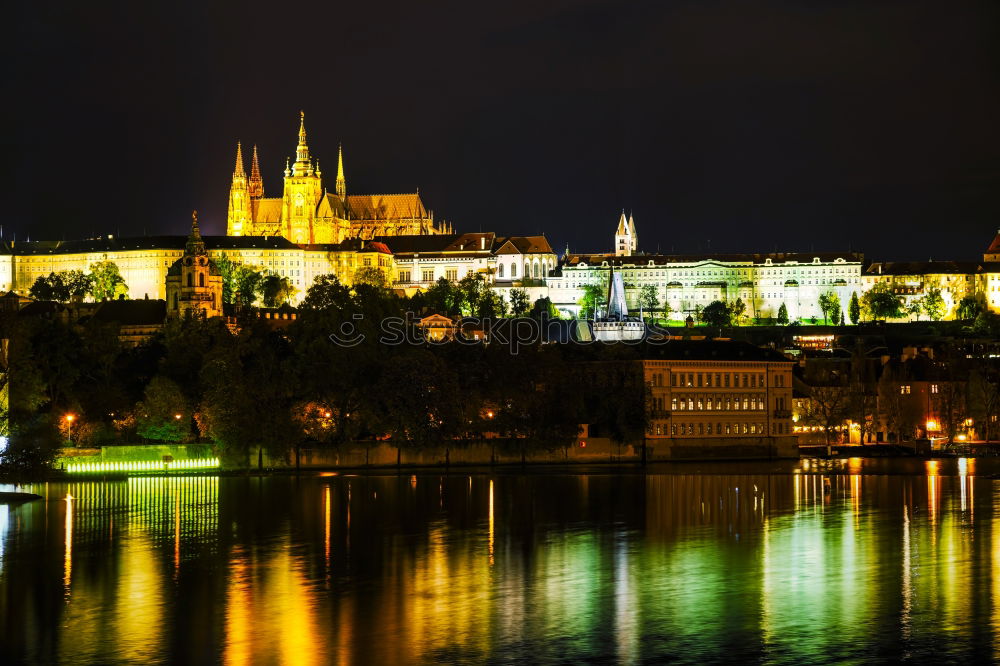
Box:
[920,287,946,321]
[354,266,388,289]
[136,376,190,442]
[861,281,902,321]
[260,275,296,307]
[849,292,861,325]
[424,277,462,316]
[818,291,841,325]
[234,264,265,307]
[90,261,128,301]
[777,302,789,325]
[529,297,558,321]
[701,300,731,328]
[578,281,607,319]
[731,298,747,326]
[509,288,530,317]
[29,273,69,302]
[300,274,352,311]
[802,384,852,446]
[215,253,239,305]
[638,285,659,322]
[957,292,987,320]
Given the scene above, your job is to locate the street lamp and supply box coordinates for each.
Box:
[174,413,182,420]
[64,414,75,445]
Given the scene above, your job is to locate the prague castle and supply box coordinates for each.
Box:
[227,112,451,243]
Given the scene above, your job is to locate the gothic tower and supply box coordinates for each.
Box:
[336,143,347,199]
[282,111,324,244]
[226,143,250,236]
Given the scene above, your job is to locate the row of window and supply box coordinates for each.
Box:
[650,372,784,389]
[663,394,770,411]
[651,422,777,436]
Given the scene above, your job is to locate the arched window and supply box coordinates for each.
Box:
[511,263,517,278]
[199,273,205,287]
[187,273,193,287]
[498,264,504,278]
[295,193,304,217]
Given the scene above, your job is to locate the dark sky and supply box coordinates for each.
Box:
[7,0,1000,259]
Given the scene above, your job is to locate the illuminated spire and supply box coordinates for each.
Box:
[187,210,207,255]
[233,142,246,178]
[293,110,310,173]
[336,143,346,198]
[249,145,263,198]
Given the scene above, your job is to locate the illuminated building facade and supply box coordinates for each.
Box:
[862,261,987,319]
[226,113,451,243]
[165,213,223,318]
[384,233,557,292]
[582,340,797,457]
[0,235,394,304]
[548,215,863,320]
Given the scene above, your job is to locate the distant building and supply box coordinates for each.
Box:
[614,211,638,257]
[862,260,987,319]
[548,213,863,321]
[226,112,451,243]
[381,233,557,293]
[165,213,223,319]
[580,340,797,458]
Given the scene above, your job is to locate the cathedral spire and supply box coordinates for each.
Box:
[336,143,346,198]
[249,145,263,198]
[293,110,311,173]
[233,142,246,178]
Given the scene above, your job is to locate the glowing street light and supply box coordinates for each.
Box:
[174,414,182,420]
[64,414,75,444]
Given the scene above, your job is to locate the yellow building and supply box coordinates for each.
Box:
[227,112,452,243]
[0,234,395,305]
[165,213,224,318]
[862,261,986,319]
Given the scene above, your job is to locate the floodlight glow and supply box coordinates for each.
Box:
[66,458,220,474]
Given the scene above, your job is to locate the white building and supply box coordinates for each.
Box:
[547,216,863,321]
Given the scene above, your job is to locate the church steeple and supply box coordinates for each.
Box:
[293,110,311,175]
[187,210,206,254]
[226,144,250,236]
[233,142,246,178]
[336,143,347,198]
[249,145,263,198]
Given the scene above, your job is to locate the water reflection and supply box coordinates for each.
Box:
[3,461,1000,663]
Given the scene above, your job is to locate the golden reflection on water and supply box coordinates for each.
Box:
[488,479,495,566]
[63,493,73,592]
[8,466,1000,663]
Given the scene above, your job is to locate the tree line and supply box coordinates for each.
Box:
[0,273,644,472]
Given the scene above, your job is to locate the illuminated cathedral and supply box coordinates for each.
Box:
[226,112,452,244]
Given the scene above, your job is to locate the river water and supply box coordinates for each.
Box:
[0,458,996,664]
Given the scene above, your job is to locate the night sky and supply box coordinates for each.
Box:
[7,1,1000,260]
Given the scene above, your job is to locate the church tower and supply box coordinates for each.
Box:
[336,144,347,199]
[166,212,224,319]
[614,211,637,256]
[226,143,250,236]
[282,111,324,244]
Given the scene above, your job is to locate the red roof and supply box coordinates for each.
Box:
[986,231,1000,255]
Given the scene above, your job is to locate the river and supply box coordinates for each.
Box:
[1,458,996,664]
